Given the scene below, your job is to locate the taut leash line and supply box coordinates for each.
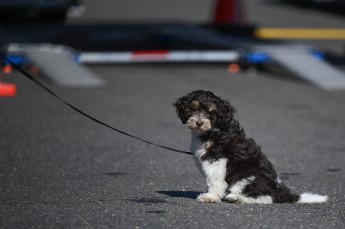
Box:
[1,54,193,156]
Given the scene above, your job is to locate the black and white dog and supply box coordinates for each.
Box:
[174,90,328,204]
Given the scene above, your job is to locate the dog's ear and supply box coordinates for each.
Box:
[173,96,190,124]
[215,99,236,130]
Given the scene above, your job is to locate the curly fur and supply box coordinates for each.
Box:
[174,90,328,204]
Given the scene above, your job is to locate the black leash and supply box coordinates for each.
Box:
[1,54,193,156]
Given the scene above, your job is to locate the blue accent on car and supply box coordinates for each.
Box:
[247,50,325,64]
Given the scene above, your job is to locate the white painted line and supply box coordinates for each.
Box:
[259,46,345,90]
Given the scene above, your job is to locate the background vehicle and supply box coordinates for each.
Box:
[0,0,82,22]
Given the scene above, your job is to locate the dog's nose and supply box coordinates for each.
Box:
[196,121,204,127]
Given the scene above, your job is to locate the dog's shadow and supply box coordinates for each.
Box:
[156,191,201,199]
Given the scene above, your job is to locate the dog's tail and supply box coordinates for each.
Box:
[297,193,328,203]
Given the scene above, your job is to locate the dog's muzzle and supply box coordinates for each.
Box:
[187,113,212,133]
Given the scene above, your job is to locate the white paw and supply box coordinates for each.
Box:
[196,193,221,203]
[224,193,240,203]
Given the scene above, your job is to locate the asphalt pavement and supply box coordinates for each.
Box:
[1,1,345,228]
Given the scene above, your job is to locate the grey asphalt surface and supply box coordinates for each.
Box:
[2,0,345,228]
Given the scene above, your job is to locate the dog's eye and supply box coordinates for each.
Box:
[185,108,194,115]
[207,103,217,112]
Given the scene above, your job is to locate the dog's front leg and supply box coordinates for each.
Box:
[197,158,228,203]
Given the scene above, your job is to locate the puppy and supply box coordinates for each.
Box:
[174,90,327,204]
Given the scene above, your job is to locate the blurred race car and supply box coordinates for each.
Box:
[0,0,82,21]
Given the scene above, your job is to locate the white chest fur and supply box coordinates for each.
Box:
[190,132,228,198]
